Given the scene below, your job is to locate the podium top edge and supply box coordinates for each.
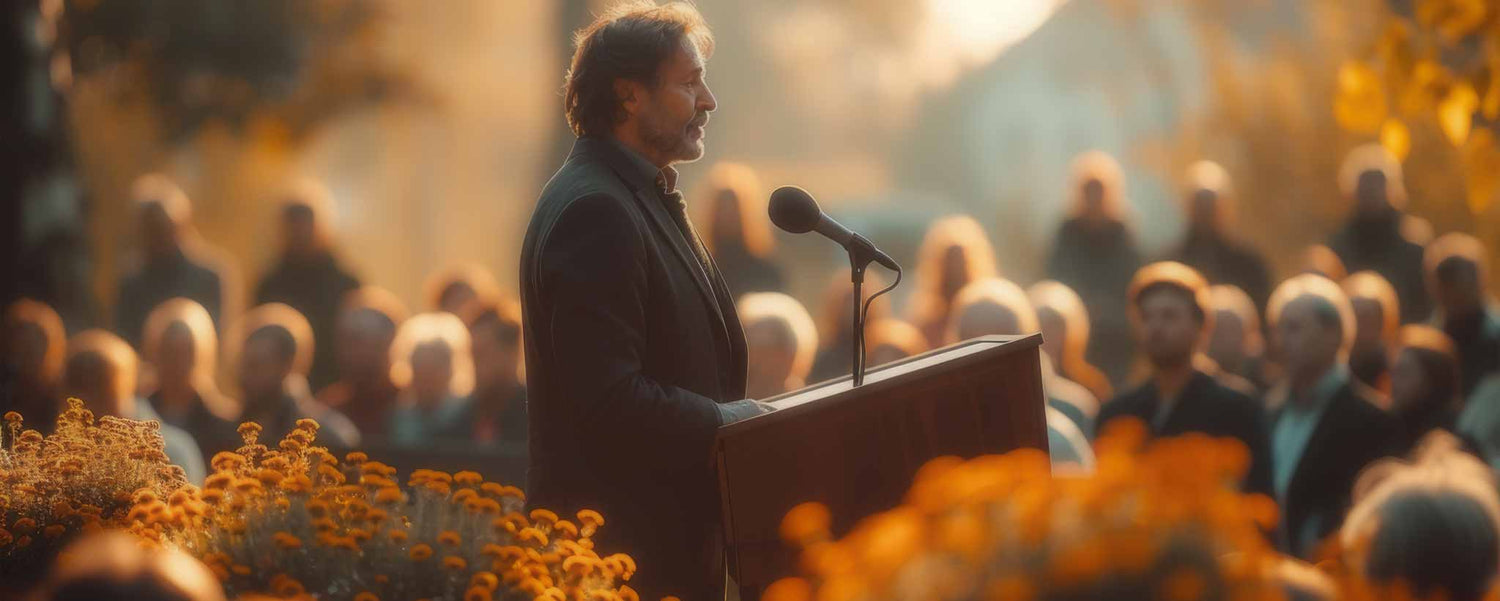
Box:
[716,334,1042,437]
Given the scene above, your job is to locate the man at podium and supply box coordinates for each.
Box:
[518,2,772,600]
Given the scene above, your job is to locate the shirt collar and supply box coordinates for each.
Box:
[1297,363,1348,410]
[605,137,679,194]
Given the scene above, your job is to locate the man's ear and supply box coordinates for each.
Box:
[614,78,641,117]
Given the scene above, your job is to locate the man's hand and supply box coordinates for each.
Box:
[715,399,776,426]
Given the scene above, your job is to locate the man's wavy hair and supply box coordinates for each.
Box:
[563,1,715,138]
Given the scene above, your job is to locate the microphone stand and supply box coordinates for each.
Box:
[846,234,881,387]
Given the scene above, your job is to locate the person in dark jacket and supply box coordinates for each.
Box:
[518,5,770,599]
[228,303,360,449]
[115,174,239,350]
[1327,144,1431,324]
[1387,325,1463,454]
[696,161,785,296]
[465,298,528,446]
[254,180,361,391]
[1,299,67,432]
[1425,233,1500,398]
[140,298,241,459]
[1047,151,1144,386]
[1265,274,1404,558]
[315,286,406,439]
[1170,161,1273,311]
[1342,271,1401,395]
[1094,262,1272,495]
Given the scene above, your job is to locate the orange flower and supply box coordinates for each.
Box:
[443,555,468,571]
[273,532,302,550]
[352,592,379,601]
[455,471,484,486]
[517,527,549,547]
[409,543,434,561]
[389,529,409,544]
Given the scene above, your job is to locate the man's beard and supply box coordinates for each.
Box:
[642,111,707,164]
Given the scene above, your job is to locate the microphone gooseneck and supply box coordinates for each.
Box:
[768,185,902,387]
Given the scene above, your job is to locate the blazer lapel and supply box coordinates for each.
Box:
[1282,390,1344,508]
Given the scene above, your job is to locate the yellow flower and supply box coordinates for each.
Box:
[455,471,484,486]
[518,527,549,547]
[529,508,559,526]
[375,487,403,505]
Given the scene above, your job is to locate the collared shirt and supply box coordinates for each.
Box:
[607,137,679,196]
[1270,364,1348,502]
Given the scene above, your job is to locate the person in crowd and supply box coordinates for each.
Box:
[1342,271,1401,395]
[1301,244,1349,282]
[1028,280,1113,402]
[1327,144,1431,324]
[696,161,784,296]
[945,277,1096,469]
[1093,262,1271,494]
[1265,274,1403,558]
[466,298,528,446]
[140,298,240,458]
[1205,285,1272,393]
[739,292,818,400]
[386,312,475,446]
[315,286,407,439]
[1425,232,1500,398]
[62,329,205,482]
[1458,374,1500,471]
[36,531,226,601]
[254,179,362,391]
[908,215,999,348]
[808,270,889,383]
[426,263,503,317]
[2,299,66,431]
[864,318,927,367]
[227,303,359,448]
[1339,434,1499,601]
[1047,150,1143,386]
[1387,325,1462,453]
[114,174,239,350]
[1170,160,1273,310]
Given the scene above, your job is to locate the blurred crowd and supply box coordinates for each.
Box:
[3,141,1499,567]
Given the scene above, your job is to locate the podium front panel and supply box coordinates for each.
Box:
[715,335,1048,593]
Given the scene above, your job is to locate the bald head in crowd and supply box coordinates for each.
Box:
[739,292,818,399]
[1269,274,1357,390]
[63,330,140,419]
[947,278,1038,343]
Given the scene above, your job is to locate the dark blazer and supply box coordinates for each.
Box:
[1273,380,1403,558]
[519,137,748,601]
[1096,370,1273,496]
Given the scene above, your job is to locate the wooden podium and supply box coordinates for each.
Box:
[715,335,1050,597]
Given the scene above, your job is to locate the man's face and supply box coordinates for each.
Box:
[1081,179,1106,219]
[1136,290,1201,367]
[155,326,198,387]
[336,311,393,384]
[1189,189,1219,231]
[940,246,971,300]
[139,203,180,257]
[281,205,319,257]
[633,37,716,165]
[1206,310,1247,366]
[240,336,291,400]
[1349,297,1386,354]
[1276,296,1343,376]
[1434,262,1484,317]
[471,322,520,391]
[409,341,454,405]
[1355,170,1389,213]
[1388,348,1427,411]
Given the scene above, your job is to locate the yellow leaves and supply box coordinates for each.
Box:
[1416,0,1489,43]
[1335,61,1388,134]
[1440,82,1480,146]
[1381,119,1411,161]
[1463,128,1500,214]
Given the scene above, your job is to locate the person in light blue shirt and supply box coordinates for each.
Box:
[387,312,476,446]
[1265,274,1403,558]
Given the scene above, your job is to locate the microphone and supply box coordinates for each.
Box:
[768,186,899,271]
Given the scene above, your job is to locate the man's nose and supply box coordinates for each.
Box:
[700,84,718,113]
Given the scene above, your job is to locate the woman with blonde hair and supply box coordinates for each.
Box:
[1028,280,1112,402]
[907,215,999,347]
[1046,150,1143,385]
[696,161,784,295]
[141,298,241,456]
[386,312,476,446]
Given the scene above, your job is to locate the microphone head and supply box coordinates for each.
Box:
[768,186,821,234]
